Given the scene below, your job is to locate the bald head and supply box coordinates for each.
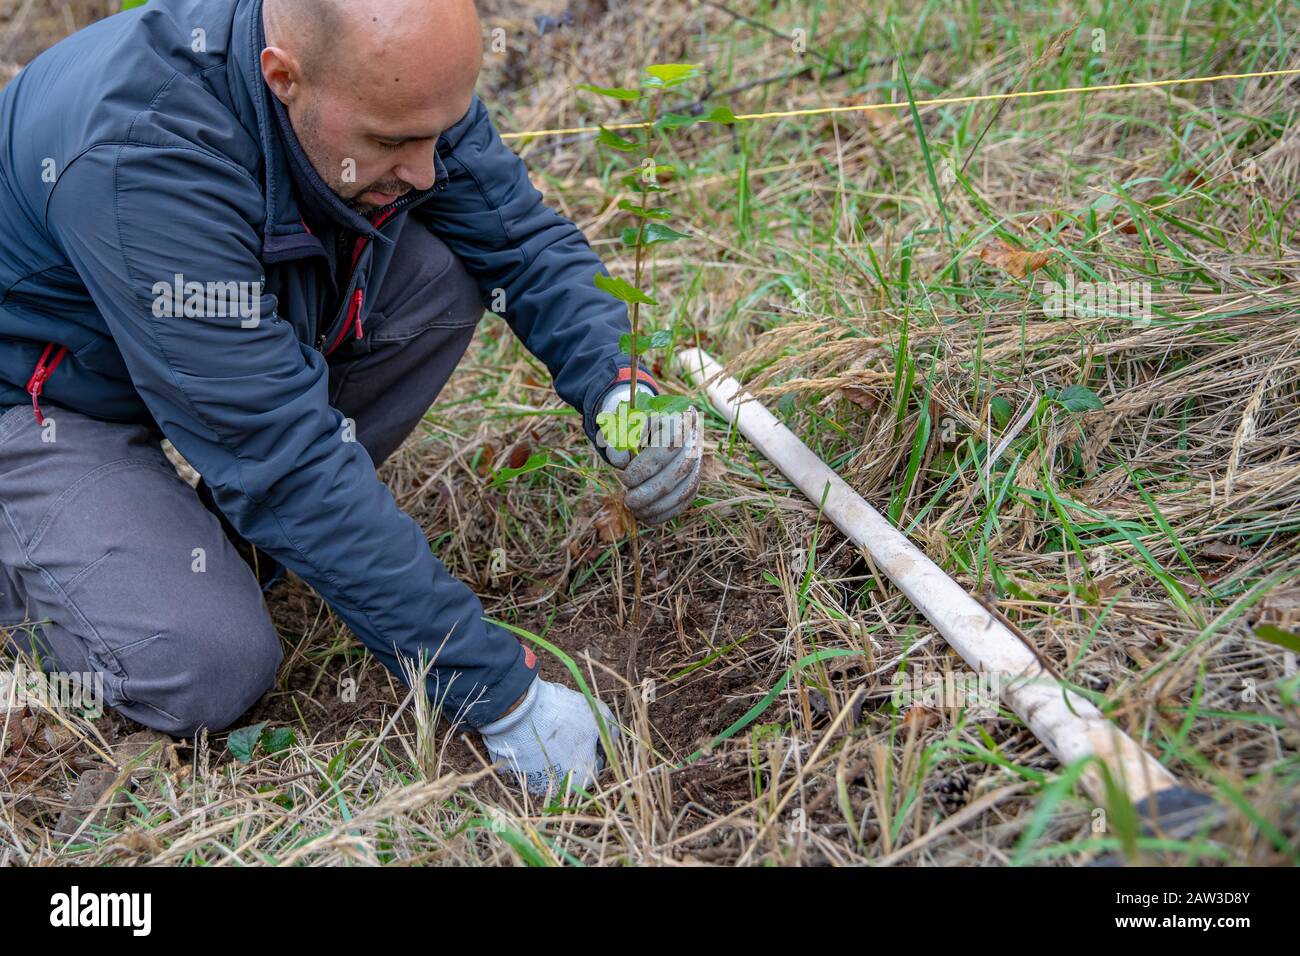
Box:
[265,0,481,95]
[261,0,483,213]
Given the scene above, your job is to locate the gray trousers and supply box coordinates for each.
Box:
[0,220,484,737]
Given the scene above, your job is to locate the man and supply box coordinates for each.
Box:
[0,0,702,796]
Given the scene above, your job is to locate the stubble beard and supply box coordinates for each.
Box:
[292,98,412,216]
[294,97,380,214]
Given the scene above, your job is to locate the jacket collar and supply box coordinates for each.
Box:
[227,0,446,263]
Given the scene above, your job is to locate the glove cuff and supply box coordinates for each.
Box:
[597,380,656,414]
[478,673,540,738]
[611,365,659,393]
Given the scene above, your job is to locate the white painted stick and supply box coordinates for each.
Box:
[678,347,1179,805]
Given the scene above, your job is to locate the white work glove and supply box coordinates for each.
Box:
[596,383,703,525]
[478,676,618,797]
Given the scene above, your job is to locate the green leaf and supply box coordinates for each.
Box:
[576,84,642,101]
[596,126,640,152]
[619,332,652,353]
[594,272,657,305]
[642,63,703,89]
[227,722,268,763]
[491,451,549,488]
[621,222,689,247]
[617,200,671,220]
[261,726,297,754]
[991,396,1014,429]
[1058,384,1104,413]
[646,394,691,413]
[466,818,553,866]
[121,0,148,7]
[655,113,702,130]
[620,328,673,351]
[653,106,736,129]
[1254,624,1300,654]
[596,404,647,453]
[641,222,690,245]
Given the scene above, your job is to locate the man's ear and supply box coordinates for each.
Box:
[260,46,303,104]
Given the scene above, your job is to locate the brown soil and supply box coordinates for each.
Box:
[244,543,809,790]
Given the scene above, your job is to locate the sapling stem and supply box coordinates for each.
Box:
[581,64,732,678]
[625,93,660,636]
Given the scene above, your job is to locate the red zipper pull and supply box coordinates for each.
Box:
[353,289,365,338]
[25,343,68,426]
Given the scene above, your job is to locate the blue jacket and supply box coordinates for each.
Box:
[0,0,653,725]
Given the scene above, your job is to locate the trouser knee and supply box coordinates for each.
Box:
[122,613,283,738]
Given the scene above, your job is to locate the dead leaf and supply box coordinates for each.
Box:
[1092,574,1123,600]
[975,239,1054,278]
[42,723,76,751]
[904,705,940,731]
[475,443,497,477]
[839,385,880,411]
[506,440,533,470]
[595,495,632,543]
[4,709,32,751]
[1128,646,1153,668]
[1201,541,1251,562]
[1257,588,1300,629]
[0,753,42,785]
[113,831,163,858]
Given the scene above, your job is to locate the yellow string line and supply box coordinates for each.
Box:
[499,66,1300,141]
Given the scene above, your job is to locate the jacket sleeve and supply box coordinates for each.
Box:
[46,143,537,727]
[413,94,657,454]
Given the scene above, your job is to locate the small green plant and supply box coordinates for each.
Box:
[581,63,733,623]
[226,722,296,763]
